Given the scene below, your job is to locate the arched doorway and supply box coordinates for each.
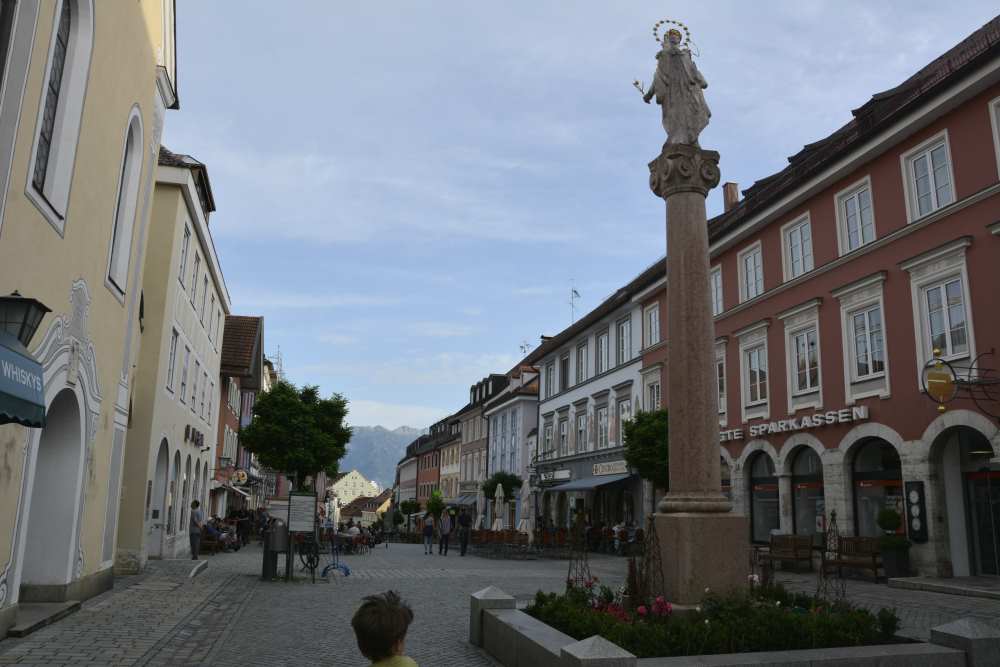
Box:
[148,439,169,558]
[852,438,902,537]
[201,461,209,507]
[931,426,999,576]
[748,452,778,544]
[721,457,732,501]
[790,447,824,540]
[20,390,83,594]
[167,451,180,538]
[193,461,202,516]
[556,492,567,529]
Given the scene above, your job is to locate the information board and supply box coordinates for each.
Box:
[288,492,316,533]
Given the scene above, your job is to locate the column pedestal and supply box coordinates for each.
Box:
[655,512,749,605]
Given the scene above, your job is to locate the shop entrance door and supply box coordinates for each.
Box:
[966,472,1000,576]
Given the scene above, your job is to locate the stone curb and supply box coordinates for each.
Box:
[189,561,208,578]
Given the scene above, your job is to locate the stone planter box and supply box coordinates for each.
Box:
[469,586,1000,667]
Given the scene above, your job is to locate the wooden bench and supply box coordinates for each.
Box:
[200,527,221,555]
[761,534,813,571]
[822,536,881,581]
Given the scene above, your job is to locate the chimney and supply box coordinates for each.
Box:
[723,182,739,212]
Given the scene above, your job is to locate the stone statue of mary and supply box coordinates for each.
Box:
[642,29,710,146]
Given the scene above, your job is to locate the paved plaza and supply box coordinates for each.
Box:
[2,543,1000,665]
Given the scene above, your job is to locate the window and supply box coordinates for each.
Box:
[166,329,179,391]
[922,278,968,358]
[716,355,726,414]
[744,344,768,405]
[208,295,216,339]
[576,413,587,453]
[215,310,222,343]
[545,362,555,398]
[850,305,885,379]
[208,382,215,424]
[710,267,723,316]
[0,1,17,86]
[179,347,190,403]
[616,317,631,365]
[739,243,764,301]
[200,371,208,418]
[596,331,609,374]
[107,115,143,293]
[191,360,200,410]
[782,216,813,280]
[644,304,660,347]
[617,399,632,445]
[791,327,820,393]
[179,224,191,285]
[559,354,569,392]
[32,1,70,200]
[558,419,568,457]
[200,276,208,321]
[596,406,608,449]
[837,180,875,253]
[646,382,661,410]
[190,254,200,304]
[576,343,588,385]
[903,134,954,220]
[543,424,553,455]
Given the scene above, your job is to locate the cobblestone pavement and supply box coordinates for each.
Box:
[775,571,1000,640]
[3,543,1000,665]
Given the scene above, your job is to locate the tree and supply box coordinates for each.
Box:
[399,499,421,532]
[482,472,522,500]
[240,380,352,491]
[425,489,445,519]
[623,409,669,494]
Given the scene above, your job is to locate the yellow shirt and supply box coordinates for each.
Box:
[371,656,417,667]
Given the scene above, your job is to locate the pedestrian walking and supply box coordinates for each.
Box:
[458,507,472,556]
[438,511,452,556]
[189,500,204,560]
[421,512,434,555]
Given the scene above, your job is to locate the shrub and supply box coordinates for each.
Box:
[526,583,901,658]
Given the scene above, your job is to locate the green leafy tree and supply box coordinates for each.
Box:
[425,489,446,519]
[240,380,352,491]
[482,472,523,500]
[399,499,421,532]
[623,409,669,492]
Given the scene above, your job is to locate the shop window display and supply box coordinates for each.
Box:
[749,453,779,543]
[852,439,902,537]
[791,447,824,538]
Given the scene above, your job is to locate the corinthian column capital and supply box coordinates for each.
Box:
[648,143,721,199]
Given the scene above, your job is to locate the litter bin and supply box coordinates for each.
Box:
[261,519,289,580]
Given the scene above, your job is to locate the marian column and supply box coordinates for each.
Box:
[640,20,748,605]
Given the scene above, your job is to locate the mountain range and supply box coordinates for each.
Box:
[339,425,427,488]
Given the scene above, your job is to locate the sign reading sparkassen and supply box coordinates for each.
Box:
[720,406,869,443]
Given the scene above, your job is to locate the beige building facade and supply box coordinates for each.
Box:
[329,469,377,509]
[0,0,178,636]
[115,149,230,572]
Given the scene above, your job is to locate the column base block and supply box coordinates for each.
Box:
[654,512,750,606]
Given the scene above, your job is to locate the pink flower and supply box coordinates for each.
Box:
[637,605,648,616]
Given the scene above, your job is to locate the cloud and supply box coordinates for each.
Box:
[229,289,399,310]
[346,399,450,431]
[408,322,479,338]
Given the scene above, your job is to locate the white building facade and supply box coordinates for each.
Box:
[529,264,662,530]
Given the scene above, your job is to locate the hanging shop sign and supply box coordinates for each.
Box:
[720,406,869,442]
[593,460,629,476]
[540,469,571,482]
[0,332,46,428]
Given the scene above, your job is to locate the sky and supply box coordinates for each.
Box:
[163,1,998,430]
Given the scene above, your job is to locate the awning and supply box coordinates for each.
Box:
[454,494,478,506]
[0,332,46,428]
[548,473,634,492]
[226,484,250,498]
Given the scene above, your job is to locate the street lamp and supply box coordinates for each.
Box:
[0,291,51,348]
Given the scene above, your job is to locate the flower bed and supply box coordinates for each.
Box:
[525,580,902,659]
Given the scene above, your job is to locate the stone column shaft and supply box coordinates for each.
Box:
[649,144,729,514]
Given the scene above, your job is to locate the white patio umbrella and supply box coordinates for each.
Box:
[474,486,485,530]
[491,483,506,531]
[516,478,532,534]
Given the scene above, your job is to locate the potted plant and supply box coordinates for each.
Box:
[877,508,911,579]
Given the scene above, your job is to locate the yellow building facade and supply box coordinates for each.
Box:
[116,149,229,572]
[0,0,177,636]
